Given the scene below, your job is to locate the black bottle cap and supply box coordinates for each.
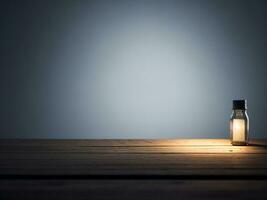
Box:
[232,99,247,110]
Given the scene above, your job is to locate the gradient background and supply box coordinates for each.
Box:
[1,0,267,139]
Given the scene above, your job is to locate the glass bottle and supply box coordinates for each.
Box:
[230,100,249,146]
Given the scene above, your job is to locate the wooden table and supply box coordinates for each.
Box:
[0,139,267,199]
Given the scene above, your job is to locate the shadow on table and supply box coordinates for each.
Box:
[248,141,267,148]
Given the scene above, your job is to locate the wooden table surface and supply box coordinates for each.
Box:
[0,139,267,199]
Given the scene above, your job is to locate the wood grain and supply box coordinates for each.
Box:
[0,139,266,199]
[1,139,267,177]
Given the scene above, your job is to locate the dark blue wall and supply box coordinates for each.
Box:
[1,0,267,138]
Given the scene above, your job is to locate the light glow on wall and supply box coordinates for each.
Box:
[3,0,266,138]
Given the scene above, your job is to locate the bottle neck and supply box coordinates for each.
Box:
[232,109,247,118]
[233,109,246,113]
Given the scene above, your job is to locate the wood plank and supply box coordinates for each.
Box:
[1,139,266,147]
[0,139,267,177]
[1,146,266,154]
[1,139,267,200]
[0,180,267,200]
[1,139,266,154]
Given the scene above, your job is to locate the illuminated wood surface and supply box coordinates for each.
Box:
[0,139,267,199]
